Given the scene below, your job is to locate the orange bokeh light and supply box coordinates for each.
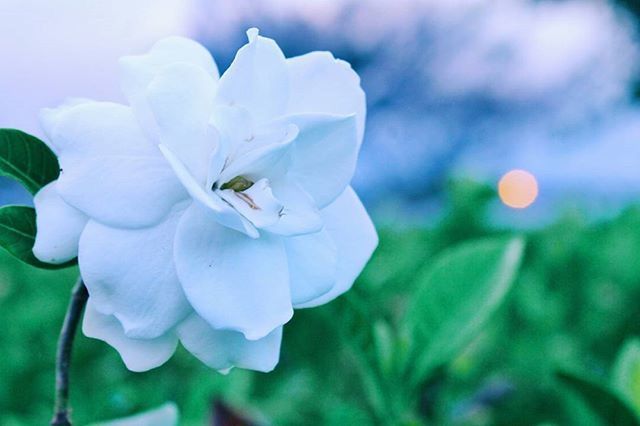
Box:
[498,169,538,209]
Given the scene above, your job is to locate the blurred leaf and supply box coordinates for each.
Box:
[373,320,395,378]
[403,236,524,384]
[0,128,59,195]
[89,402,179,426]
[556,370,640,426]
[613,338,640,415]
[0,205,74,269]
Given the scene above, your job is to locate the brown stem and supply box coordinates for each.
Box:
[50,278,88,426]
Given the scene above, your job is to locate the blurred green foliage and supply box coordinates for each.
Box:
[2,180,640,425]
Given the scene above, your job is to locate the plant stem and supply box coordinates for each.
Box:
[51,277,88,426]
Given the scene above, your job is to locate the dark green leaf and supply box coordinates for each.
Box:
[403,236,524,383]
[557,370,640,426]
[0,128,59,194]
[0,205,75,269]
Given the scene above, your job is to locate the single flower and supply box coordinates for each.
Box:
[33,28,377,372]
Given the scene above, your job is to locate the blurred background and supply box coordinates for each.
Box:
[2,0,640,424]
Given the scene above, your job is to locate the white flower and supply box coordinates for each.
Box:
[33,29,377,372]
[90,402,178,426]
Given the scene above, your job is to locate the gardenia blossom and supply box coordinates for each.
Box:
[32,29,377,372]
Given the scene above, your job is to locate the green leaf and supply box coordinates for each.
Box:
[403,236,524,384]
[0,205,74,269]
[613,338,640,415]
[0,128,59,194]
[557,370,640,426]
[373,320,395,377]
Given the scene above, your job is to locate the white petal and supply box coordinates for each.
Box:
[32,182,87,264]
[120,36,219,106]
[264,178,323,236]
[286,229,337,306]
[217,178,283,229]
[210,105,255,164]
[178,314,282,372]
[41,102,155,157]
[207,141,228,189]
[216,123,298,185]
[93,403,179,426]
[79,208,191,339]
[83,301,178,372]
[57,154,187,229]
[146,63,219,183]
[40,101,185,227]
[206,105,255,186]
[216,28,289,124]
[281,113,359,207]
[174,203,292,340]
[159,144,258,238]
[39,98,91,154]
[287,51,366,143]
[295,187,378,308]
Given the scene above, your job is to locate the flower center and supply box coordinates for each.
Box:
[217,175,262,211]
[214,175,283,227]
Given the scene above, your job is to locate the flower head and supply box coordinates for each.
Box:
[33,29,377,372]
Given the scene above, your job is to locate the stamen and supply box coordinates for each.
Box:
[236,192,261,210]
